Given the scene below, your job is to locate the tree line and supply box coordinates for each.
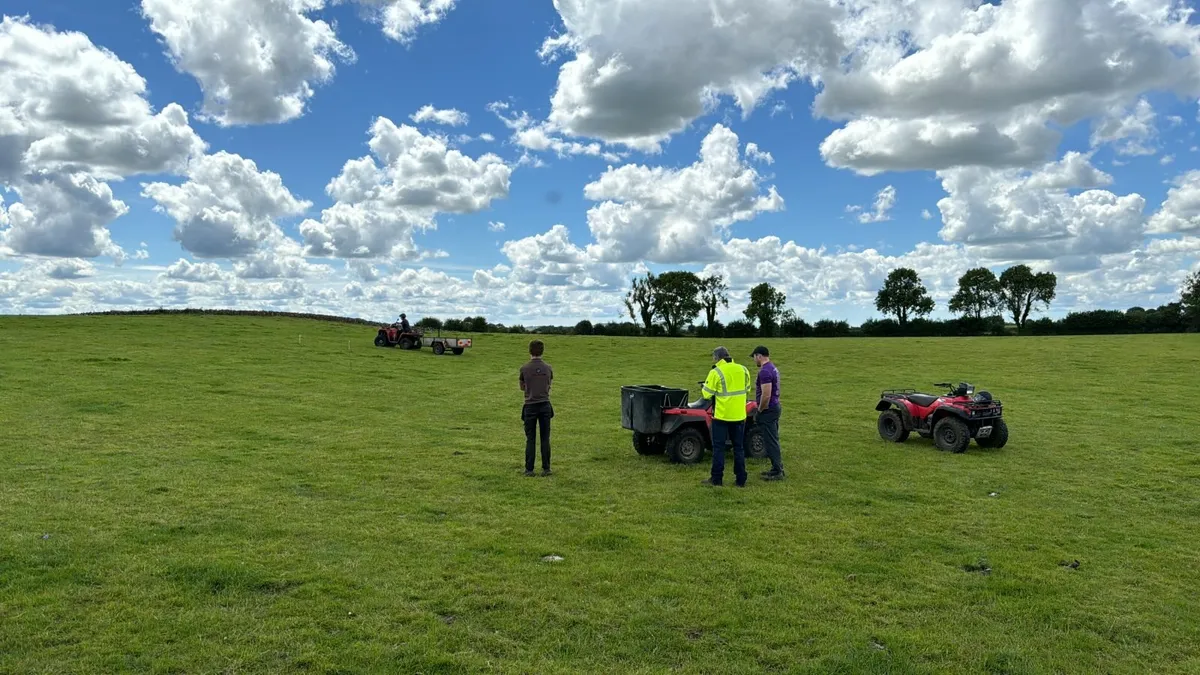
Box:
[420,266,1200,337]
[69,267,1199,338]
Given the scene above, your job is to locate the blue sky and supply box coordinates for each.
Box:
[2,0,1199,324]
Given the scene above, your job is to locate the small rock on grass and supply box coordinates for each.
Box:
[541,555,564,563]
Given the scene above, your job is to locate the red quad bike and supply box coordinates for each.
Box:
[621,384,767,464]
[374,319,473,355]
[875,382,1008,452]
[374,322,425,350]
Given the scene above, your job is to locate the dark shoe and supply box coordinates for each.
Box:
[762,471,785,481]
[702,478,723,487]
[523,470,535,477]
[541,469,552,476]
[735,482,746,488]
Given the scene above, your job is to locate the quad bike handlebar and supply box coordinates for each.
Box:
[935,382,975,396]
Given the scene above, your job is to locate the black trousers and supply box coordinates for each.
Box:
[759,405,783,473]
[523,402,553,471]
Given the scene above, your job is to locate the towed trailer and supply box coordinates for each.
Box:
[374,323,473,355]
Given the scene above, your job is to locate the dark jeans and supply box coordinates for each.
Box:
[710,419,746,486]
[758,405,783,473]
[523,402,553,471]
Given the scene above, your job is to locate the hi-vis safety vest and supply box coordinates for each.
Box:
[701,359,752,422]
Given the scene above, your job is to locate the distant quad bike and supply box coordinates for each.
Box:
[875,382,1008,453]
[620,384,767,464]
[373,321,471,355]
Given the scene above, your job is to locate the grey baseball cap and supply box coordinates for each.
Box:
[712,346,730,359]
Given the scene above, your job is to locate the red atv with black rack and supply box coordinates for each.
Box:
[875,382,1008,452]
[620,384,766,464]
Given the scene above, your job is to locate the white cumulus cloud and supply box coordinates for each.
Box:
[299,117,511,259]
[411,105,469,126]
[582,124,784,263]
[1147,170,1200,234]
[936,152,1145,267]
[141,151,312,261]
[853,185,897,223]
[140,0,458,126]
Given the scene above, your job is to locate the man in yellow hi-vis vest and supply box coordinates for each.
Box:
[700,346,752,487]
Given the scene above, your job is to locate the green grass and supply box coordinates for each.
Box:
[1,314,1198,674]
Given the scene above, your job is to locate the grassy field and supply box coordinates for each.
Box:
[1,314,1198,674]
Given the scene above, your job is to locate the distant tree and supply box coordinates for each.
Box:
[1144,302,1186,333]
[1182,270,1200,331]
[699,274,730,333]
[860,318,903,337]
[466,316,488,333]
[743,282,788,336]
[725,319,758,338]
[416,317,442,330]
[574,320,594,335]
[651,271,703,336]
[625,272,657,335]
[780,315,812,337]
[875,268,935,326]
[998,264,1057,330]
[949,267,1002,319]
[1023,317,1058,336]
[812,319,851,338]
[595,321,642,337]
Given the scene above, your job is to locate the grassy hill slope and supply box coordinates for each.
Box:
[1,314,1197,673]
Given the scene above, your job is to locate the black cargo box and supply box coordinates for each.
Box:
[621,384,690,434]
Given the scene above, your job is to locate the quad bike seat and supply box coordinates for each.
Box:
[904,393,940,407]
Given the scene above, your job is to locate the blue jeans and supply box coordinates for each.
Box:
[710,419,746,485]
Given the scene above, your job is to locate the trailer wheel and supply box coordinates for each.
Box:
[433,342,445,355]
[452,348,464,355]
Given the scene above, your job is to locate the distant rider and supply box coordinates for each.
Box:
[398,313,412,332]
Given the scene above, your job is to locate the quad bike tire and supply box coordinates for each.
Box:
[666,427,706,464]
[399,337,414,350]
[877,409,909,443]
[975,418,1009,449]
[933,416,970,453]
[374,335,386,347]
[745,425,767,459]
[633,432,665,456]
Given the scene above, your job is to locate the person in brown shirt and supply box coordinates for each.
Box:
[519,340,554,476]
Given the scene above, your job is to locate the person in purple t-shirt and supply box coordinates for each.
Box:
[750,345,784,480]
